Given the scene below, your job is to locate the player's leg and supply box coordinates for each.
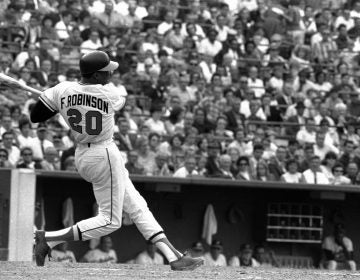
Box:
[34,146,124,265]
[121,167,203,270]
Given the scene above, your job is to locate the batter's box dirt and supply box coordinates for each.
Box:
[0,262,359,280]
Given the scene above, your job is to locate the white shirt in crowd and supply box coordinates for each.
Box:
[29,138,54,160]
[4,146,20,166]
[80,39,103,55]
[173,167,199,178]
[247,78,265,98]
[197,39,222,57]
[302,169,330,184]
[17,135,35,149]
[157,22,173,35]
[314,144,339,161]
[281,172,302,183]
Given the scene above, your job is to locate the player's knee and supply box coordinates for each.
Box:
[110,214,122,230]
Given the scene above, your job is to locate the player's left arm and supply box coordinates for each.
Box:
[30,86,60,123]
[30,100,57,123]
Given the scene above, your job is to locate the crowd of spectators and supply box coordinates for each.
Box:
[2,0,360,186]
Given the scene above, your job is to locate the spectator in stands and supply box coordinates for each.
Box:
[51,242,76,263]
[1,131,20,166]
[16,147,38,169]
[80,30,103,55]
[125,150,145,175]
[205,139,222,177]
[314,132,339,161]
[213,154,234,179]
[345,162,360,185]
[81,236,118,263]
[255,161,275,182]
[17,119,33,148]
[164,106,184,136]
[227,146,240,178]
[135,241,164,265]
[173,156,198,178]
[301,155,330,184]
[95,0,125,30]
[332,164,351,185]
[188,241,205,259]
[38,147,60,171]
[236,156,254,181]
[0,114,15,141]
[114,117,133,153]
[198,28,222,58]
[229,243,260,267]
[13,43,40,72]
[285,101,306,135]
[249,143,265,177]
[320,152,338,183]
[322,223,356,271]
[228,128,253,157]
[281,159,302,183]
[135,136,156,175]
[63,156,77,172]
[296,118,316,146]
[268,146,287,181]
[148,132,161,153]
[148,151,172,176]
[0,148,12,168]
[204,240,227,267]
[144,105,166,136]
[33,59,53,87]
[338,140,360,169]
[28,122,54,161]
[157,10,175,35]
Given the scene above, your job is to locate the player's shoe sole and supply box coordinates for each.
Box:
[34,230,51,266]
[170,255,204,271]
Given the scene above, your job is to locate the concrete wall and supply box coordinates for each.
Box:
[0,169,11,260]
[36,175,360,266]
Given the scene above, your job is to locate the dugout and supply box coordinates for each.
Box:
[1,168,360,267]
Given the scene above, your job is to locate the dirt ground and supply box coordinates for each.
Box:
[1,262,360,280]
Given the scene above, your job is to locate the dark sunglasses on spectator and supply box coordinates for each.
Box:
[334,169,343,173]
[23,153,33,156]
[239,162,248,166]
[0,154,7,158]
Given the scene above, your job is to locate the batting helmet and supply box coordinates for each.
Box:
[79,51,119,75]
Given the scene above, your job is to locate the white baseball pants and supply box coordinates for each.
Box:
[74,141,163,241]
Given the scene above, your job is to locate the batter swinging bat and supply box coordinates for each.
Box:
[0,73,43,96]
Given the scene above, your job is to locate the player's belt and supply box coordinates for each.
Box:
[78,139,114,148]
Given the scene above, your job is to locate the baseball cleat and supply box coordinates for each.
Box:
[34,230,51,266]
[170,255,204,271]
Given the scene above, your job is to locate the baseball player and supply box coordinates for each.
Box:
[30,51,203,271]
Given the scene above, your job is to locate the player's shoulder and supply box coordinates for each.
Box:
[103,83,128,97]
[49,81,78,92]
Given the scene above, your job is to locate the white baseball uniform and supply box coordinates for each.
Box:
[39,81,164,241]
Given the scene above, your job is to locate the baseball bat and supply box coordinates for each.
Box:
[0,73,43,96]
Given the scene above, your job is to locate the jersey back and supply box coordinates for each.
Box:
[40,81,126,144]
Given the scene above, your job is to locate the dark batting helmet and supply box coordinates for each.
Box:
[79,51,119,75]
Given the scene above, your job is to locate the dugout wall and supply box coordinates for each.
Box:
[2,169,360,267]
